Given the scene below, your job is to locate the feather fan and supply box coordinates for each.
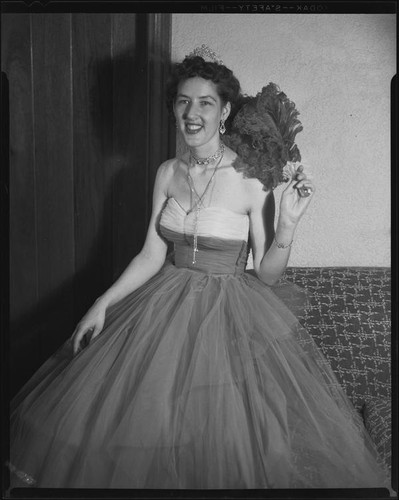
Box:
[224,83,303,190]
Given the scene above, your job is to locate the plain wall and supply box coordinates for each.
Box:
[171,14,395,267]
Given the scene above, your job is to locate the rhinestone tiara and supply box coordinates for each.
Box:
[187,44,223,65]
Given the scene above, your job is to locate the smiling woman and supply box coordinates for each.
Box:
[175,78,229,150]
[8,46,391,490]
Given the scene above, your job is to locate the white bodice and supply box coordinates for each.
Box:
[160,197,250,241]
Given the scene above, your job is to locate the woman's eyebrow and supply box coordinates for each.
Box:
[199,95,217,101]
[177,94,216,102]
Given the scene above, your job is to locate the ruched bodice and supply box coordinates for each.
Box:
[160,197,250,275]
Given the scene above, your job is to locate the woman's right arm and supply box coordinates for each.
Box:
[72,161,172,353]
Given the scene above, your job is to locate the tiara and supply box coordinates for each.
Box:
[186,44,223,65]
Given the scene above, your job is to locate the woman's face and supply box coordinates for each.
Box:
[174,77,230,151]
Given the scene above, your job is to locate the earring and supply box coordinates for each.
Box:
[219,120,226,135]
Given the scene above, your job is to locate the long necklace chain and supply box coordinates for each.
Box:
[187,150,224,264]
[190,143,225,166]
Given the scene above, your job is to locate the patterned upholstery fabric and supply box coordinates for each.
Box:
[283,267,391,411]
[362,397,392,471]
[283,267,391,472]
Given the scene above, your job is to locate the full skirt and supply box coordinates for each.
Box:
[10,263,390,489]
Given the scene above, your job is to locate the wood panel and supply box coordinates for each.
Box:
[110,13,173,279]
[1,70,10,404]
[72,13,115,320]
[1,14,42,393]
[1,14,37,325]
[111,13,149,279]
[31,13,75,354]
[3,13,172,395]
[147,13,174,198]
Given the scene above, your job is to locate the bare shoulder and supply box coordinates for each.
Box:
[234,170,269,213]
[155,158,183,190]
[157,158,180,178]
[212,148,269,213]
[244,177,269,208]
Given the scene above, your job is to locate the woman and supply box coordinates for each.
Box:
[9,52,389,489]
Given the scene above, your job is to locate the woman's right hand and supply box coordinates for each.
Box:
[71,299,108,355]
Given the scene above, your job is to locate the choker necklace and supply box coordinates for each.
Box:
[190,143,225,166]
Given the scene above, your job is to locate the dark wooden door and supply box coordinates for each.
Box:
[1,13,173,396]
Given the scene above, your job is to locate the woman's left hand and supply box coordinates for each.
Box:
[279,162,315,225]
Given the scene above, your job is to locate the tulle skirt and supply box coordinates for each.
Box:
[10,262,389,489]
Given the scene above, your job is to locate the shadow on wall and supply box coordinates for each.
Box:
[9,40,152,397]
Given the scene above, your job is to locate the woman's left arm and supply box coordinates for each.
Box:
[249,166,315,286]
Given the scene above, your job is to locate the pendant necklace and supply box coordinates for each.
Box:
[187,144,224,264]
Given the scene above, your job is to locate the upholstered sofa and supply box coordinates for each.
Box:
[282,267,392,478]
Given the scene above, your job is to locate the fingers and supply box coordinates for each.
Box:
[72,323,104,355]
[294,179,315,197]
[91,325,103,341]
[283,176,300,194]
[283,163,308,189]
[293,165,309,185]
[297,185,313,198]
[281,179,315,211]
[284,162,312,183]
[72,326,86,355]
[285,163,315,197]
[72,325,93,355]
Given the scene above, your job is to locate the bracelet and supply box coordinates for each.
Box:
[273,236,293,249]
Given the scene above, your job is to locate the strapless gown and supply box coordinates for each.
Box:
[9,198,390,489]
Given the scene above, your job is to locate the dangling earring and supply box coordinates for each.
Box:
[219,119,226,135]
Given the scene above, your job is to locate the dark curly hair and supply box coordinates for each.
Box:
[166,56,242,132]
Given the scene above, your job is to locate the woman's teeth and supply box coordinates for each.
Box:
[185,124,202,134]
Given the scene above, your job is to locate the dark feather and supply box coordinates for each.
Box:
[224,83,303,190]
